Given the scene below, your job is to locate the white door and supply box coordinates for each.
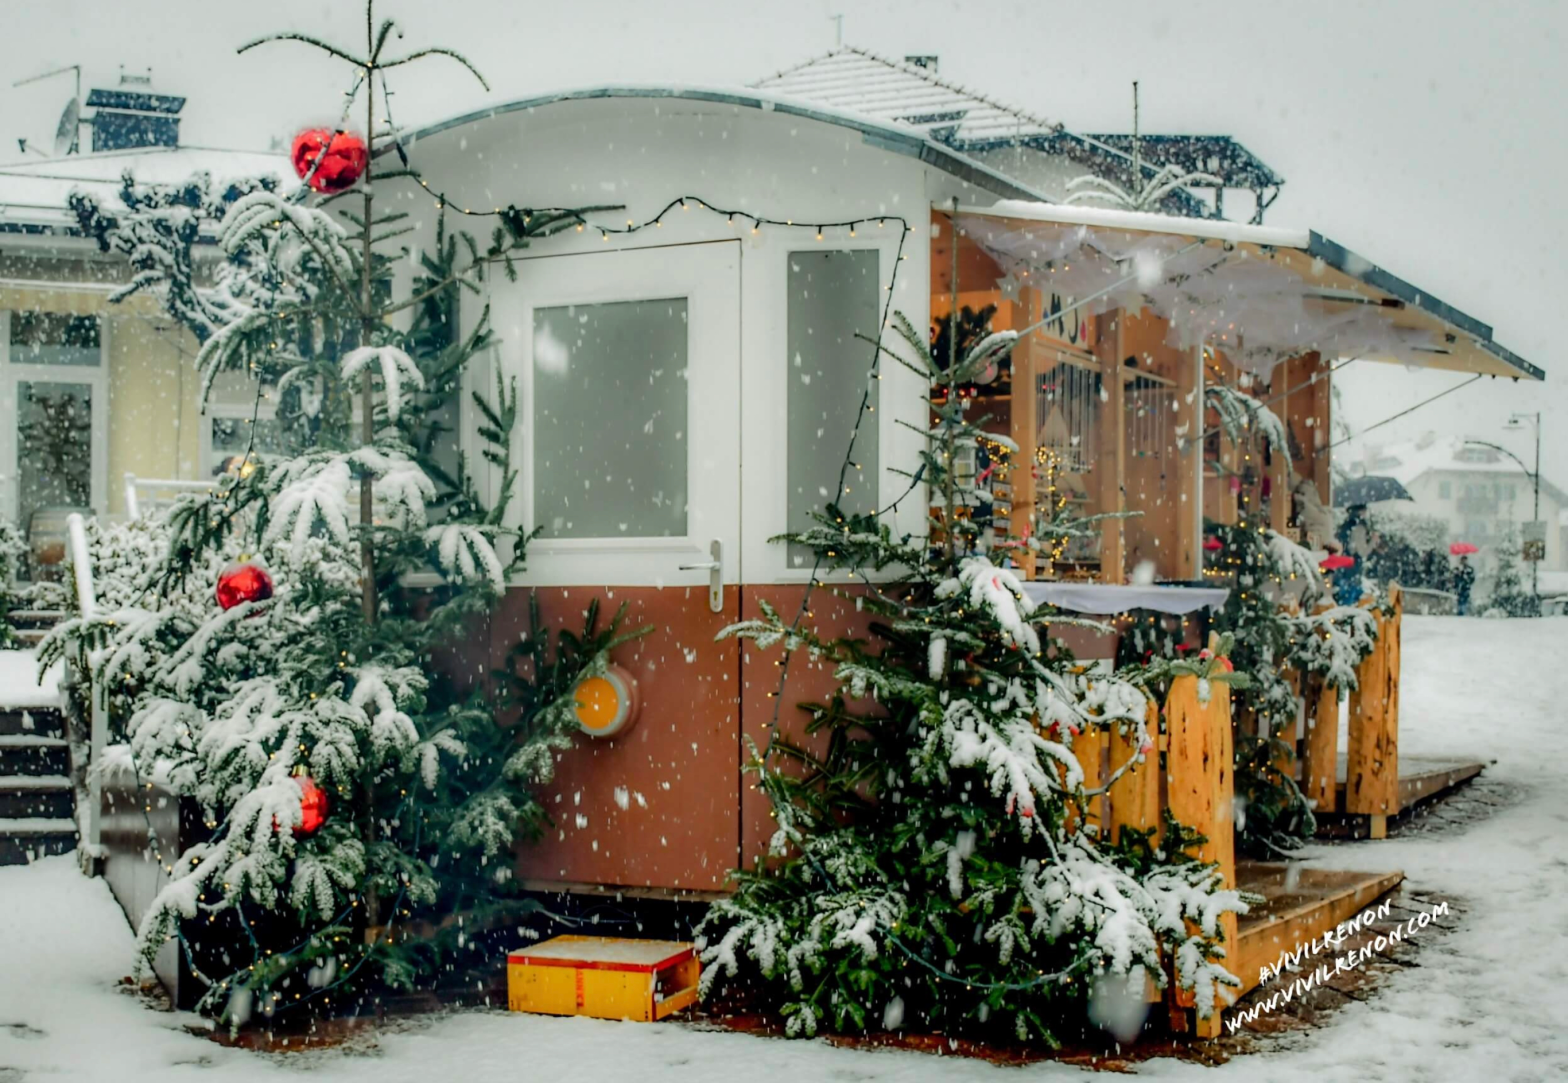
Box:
[0,310,108,528]
[491,241,742,596]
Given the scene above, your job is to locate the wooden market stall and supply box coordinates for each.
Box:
[928,202,1534,1031]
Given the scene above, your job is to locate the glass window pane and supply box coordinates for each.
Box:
[17,380,93,528]
[787,250,879,565]
[9,312,101,366]
[532,299,688,538]
[210,416,290,477]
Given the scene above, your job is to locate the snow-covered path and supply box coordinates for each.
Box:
[1,616,1564,1082]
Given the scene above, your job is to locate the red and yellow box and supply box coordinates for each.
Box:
[506,935,700,1022]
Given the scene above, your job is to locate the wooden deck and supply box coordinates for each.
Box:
[1232,862,1405,996]
[1315,755,1486,839]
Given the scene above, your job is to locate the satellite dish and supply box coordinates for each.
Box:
[53,97,80,156]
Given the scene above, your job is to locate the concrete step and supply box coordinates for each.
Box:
[0,775,72,819]
[0,735,69,777]
[0,817,77,865]
[13,629,48,647]
[0,707,65,739]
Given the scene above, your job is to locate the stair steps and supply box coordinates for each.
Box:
[0,687,75,864]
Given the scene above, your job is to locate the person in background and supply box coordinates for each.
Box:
[1454,554,1475,616]
[1333,503,1370,605]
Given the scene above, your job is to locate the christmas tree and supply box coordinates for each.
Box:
[45,1,639,1024]
[1488,526,1539,617]
[696,312,1245,1044]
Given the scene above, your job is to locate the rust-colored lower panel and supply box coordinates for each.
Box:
[738,585,876,871]
[495,585,742,893]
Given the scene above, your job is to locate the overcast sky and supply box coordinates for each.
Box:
[4,0,1564,484]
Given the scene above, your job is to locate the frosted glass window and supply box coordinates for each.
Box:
[9,312,100,367]
[532,299,688,538]
[17,380,94,527]
[787,251,879,564]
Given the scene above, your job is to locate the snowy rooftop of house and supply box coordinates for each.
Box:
[1363,436,1566,499]
[0,145,286,233]
[753,47,1282,216]
[754,46,1066,144]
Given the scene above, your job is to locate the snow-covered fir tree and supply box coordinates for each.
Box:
[696,312,1246,1044]
[43,4,639,1024]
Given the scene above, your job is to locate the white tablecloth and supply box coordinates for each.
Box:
[1021,582,1230,616]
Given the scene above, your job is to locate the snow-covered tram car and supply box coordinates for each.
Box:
[395,87,1004,896]
[396,84,1544,899]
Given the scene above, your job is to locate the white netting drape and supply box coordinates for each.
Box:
[957,214,1436,381]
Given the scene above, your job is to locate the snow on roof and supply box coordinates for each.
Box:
[1367,436,1565,499]
[0,145,286,232]
[753,46,1064,144]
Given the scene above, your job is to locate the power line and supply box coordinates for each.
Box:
[1318,374,1483,456]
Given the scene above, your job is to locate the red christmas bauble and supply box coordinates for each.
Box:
[291,128,368,193]
[216,561,274,610]
[294,772,329,837]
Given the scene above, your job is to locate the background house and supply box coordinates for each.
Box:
[0,73,283,535]
[1356,432,1566,593]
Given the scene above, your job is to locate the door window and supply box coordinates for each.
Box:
[785,250,880,564]
[531,298,690,539]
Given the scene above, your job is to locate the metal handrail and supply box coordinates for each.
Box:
[64,511,105,869]
[123,473,217,521]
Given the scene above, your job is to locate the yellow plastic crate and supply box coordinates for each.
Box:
[507,935,700,1022]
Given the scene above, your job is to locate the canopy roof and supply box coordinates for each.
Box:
[957,200,1542,382]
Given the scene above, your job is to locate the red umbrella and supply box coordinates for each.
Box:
[1449,542,1479,556]
[1320,554,1356,571]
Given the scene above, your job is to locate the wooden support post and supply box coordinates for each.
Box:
[1095,310,1127,582]
[1307,353,1331,509]
[1301,673,1340,813]
[1009,287,1039,579]
[1165,669,1237,1037]
[1267,423,1291,535]
[1109,698,1162,845]
[1175,344,1203,580]
[1346,588,1402,820]
[1074,727,1106,834]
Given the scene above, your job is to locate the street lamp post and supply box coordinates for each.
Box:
[1465,412,1542,602]
[1507,413,1543,601]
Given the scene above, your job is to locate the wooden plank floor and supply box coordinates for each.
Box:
[1331,754,1486,812]
[1231,862,1405,997]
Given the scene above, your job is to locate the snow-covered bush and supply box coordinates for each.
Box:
[0,518,31,649]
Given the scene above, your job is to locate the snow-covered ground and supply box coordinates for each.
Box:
[2,616,1564,1082]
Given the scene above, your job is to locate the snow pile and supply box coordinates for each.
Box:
[0,649,62,708]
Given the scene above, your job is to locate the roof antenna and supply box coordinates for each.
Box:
[830,13,844,47]
[12,64,83,156]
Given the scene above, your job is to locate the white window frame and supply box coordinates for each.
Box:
[0,308,110,524]
[742,237,910,584]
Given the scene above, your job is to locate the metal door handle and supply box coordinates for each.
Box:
[680,539,723,613]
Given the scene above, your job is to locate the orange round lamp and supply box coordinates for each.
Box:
[574,664,640,738]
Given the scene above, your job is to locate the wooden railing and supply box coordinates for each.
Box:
[1285,587,1405,837]
[1074,664,1238,1035]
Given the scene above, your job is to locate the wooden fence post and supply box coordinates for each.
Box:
[1108,698,1162,845]
[1346,587,1402,836]
[1300,673,1340,814]
[1165,670,1237,1037]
